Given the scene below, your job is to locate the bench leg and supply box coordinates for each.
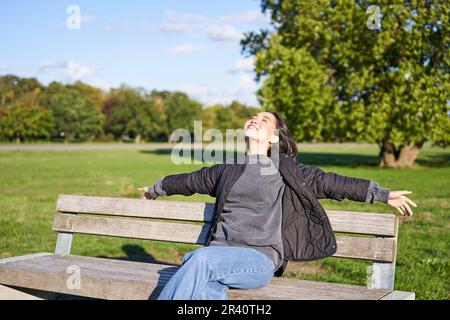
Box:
[369,261,396,290]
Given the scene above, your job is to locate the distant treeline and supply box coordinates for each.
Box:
[0,75,260,143]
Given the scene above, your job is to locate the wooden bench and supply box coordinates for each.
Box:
[0,194,415,300]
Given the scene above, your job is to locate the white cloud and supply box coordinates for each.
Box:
[101,19,128,32]
[168,43,210,55]
[165,10,208,24]
[208,25,243,41]
[38,60,97,81]
[160,10,208,34]
[180,74,259,107]
[81,15,96,23]
[38,60,67,70]
[66,61,97,81]
[161,21,189,34]
[140,21,158,33]
[219,10,270,24]
[228,58,255,74]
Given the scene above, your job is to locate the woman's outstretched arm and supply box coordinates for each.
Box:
[138,163,224,199]
[297,163,417,216]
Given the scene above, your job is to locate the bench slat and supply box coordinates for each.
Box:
[327,210,397,236]
[334,236,395,262]
[52,213,395,262]
[0,254,395,300]
[57,194,215,222]
[57,195,397,236]
[53,213,210,245]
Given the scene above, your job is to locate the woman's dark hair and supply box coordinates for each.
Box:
[267,111,298,161]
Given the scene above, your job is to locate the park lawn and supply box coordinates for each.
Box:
[0,145,448,300]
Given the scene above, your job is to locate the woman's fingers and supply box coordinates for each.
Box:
[402,202,413,216]
[396,206,406,216]
[403,196,417,208]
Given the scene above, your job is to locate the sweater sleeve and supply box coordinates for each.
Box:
[365,181,390,204]
[146,177,167,199]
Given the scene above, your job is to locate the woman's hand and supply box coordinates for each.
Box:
[387,191,417,216]
[137,186,157,200]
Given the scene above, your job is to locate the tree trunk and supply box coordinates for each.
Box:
[134,133,142,144]
[379,142,423,168]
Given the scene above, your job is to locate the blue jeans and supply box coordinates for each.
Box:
[157,246,275,300]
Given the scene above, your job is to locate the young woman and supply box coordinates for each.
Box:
[138,111,416,300]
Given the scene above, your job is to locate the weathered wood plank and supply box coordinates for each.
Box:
[0,254,398,300]
[327,210,397,236]
[334,236,395,262]
[53,213,210,245]
[56,195,397,236]
[56,194,215,222]
[0,284,44,300]
[380,291,415,300]
[0,252,52,264]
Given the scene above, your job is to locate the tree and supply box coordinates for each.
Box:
[39,82,103,142]
[242,0,449,167]
[164,92,202,141]
[72,81,105,112]
[0,75,44,109]
[0,103,55,143]
[103,86,162,143]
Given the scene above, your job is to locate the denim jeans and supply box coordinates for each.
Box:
[157,246,275,300]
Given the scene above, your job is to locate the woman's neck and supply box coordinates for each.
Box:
[246,137,269,156]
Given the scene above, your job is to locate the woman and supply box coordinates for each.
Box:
[138,111,416,300]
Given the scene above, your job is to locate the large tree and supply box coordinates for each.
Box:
[0,75,43,109]
[0,103,55,143]
[242,0,449,167]
[163,91,202,141]
[39,82,103,142]
[103,86,162,143]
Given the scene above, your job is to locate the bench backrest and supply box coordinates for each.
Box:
[52,194,399,290]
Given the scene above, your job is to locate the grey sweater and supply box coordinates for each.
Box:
[209,154,285,269]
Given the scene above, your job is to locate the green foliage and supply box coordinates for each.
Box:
[39,82,103,141]
[103,86,162,142]
[0,75,43,108]
[0,103,55,142]
[242,0,450,149]
[164,91,202,134]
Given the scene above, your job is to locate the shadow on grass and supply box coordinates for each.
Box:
[97,244,179,266]
[140,148,450,168]
[415,153,450,168]
[140,148,379,167]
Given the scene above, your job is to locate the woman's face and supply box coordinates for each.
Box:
[243,112,278,144]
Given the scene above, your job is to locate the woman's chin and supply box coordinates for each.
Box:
[245,131,264,142]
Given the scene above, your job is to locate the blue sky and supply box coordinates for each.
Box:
[0,0,271,107]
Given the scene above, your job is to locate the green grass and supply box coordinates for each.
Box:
[0,145,448,299]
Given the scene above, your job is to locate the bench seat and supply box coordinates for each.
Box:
[0,253,414,300]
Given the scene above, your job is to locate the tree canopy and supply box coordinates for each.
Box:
[242,0,449,167]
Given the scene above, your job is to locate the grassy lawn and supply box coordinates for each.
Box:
[0,145,448,299]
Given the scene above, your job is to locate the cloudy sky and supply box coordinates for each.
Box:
[0,1,272,107]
